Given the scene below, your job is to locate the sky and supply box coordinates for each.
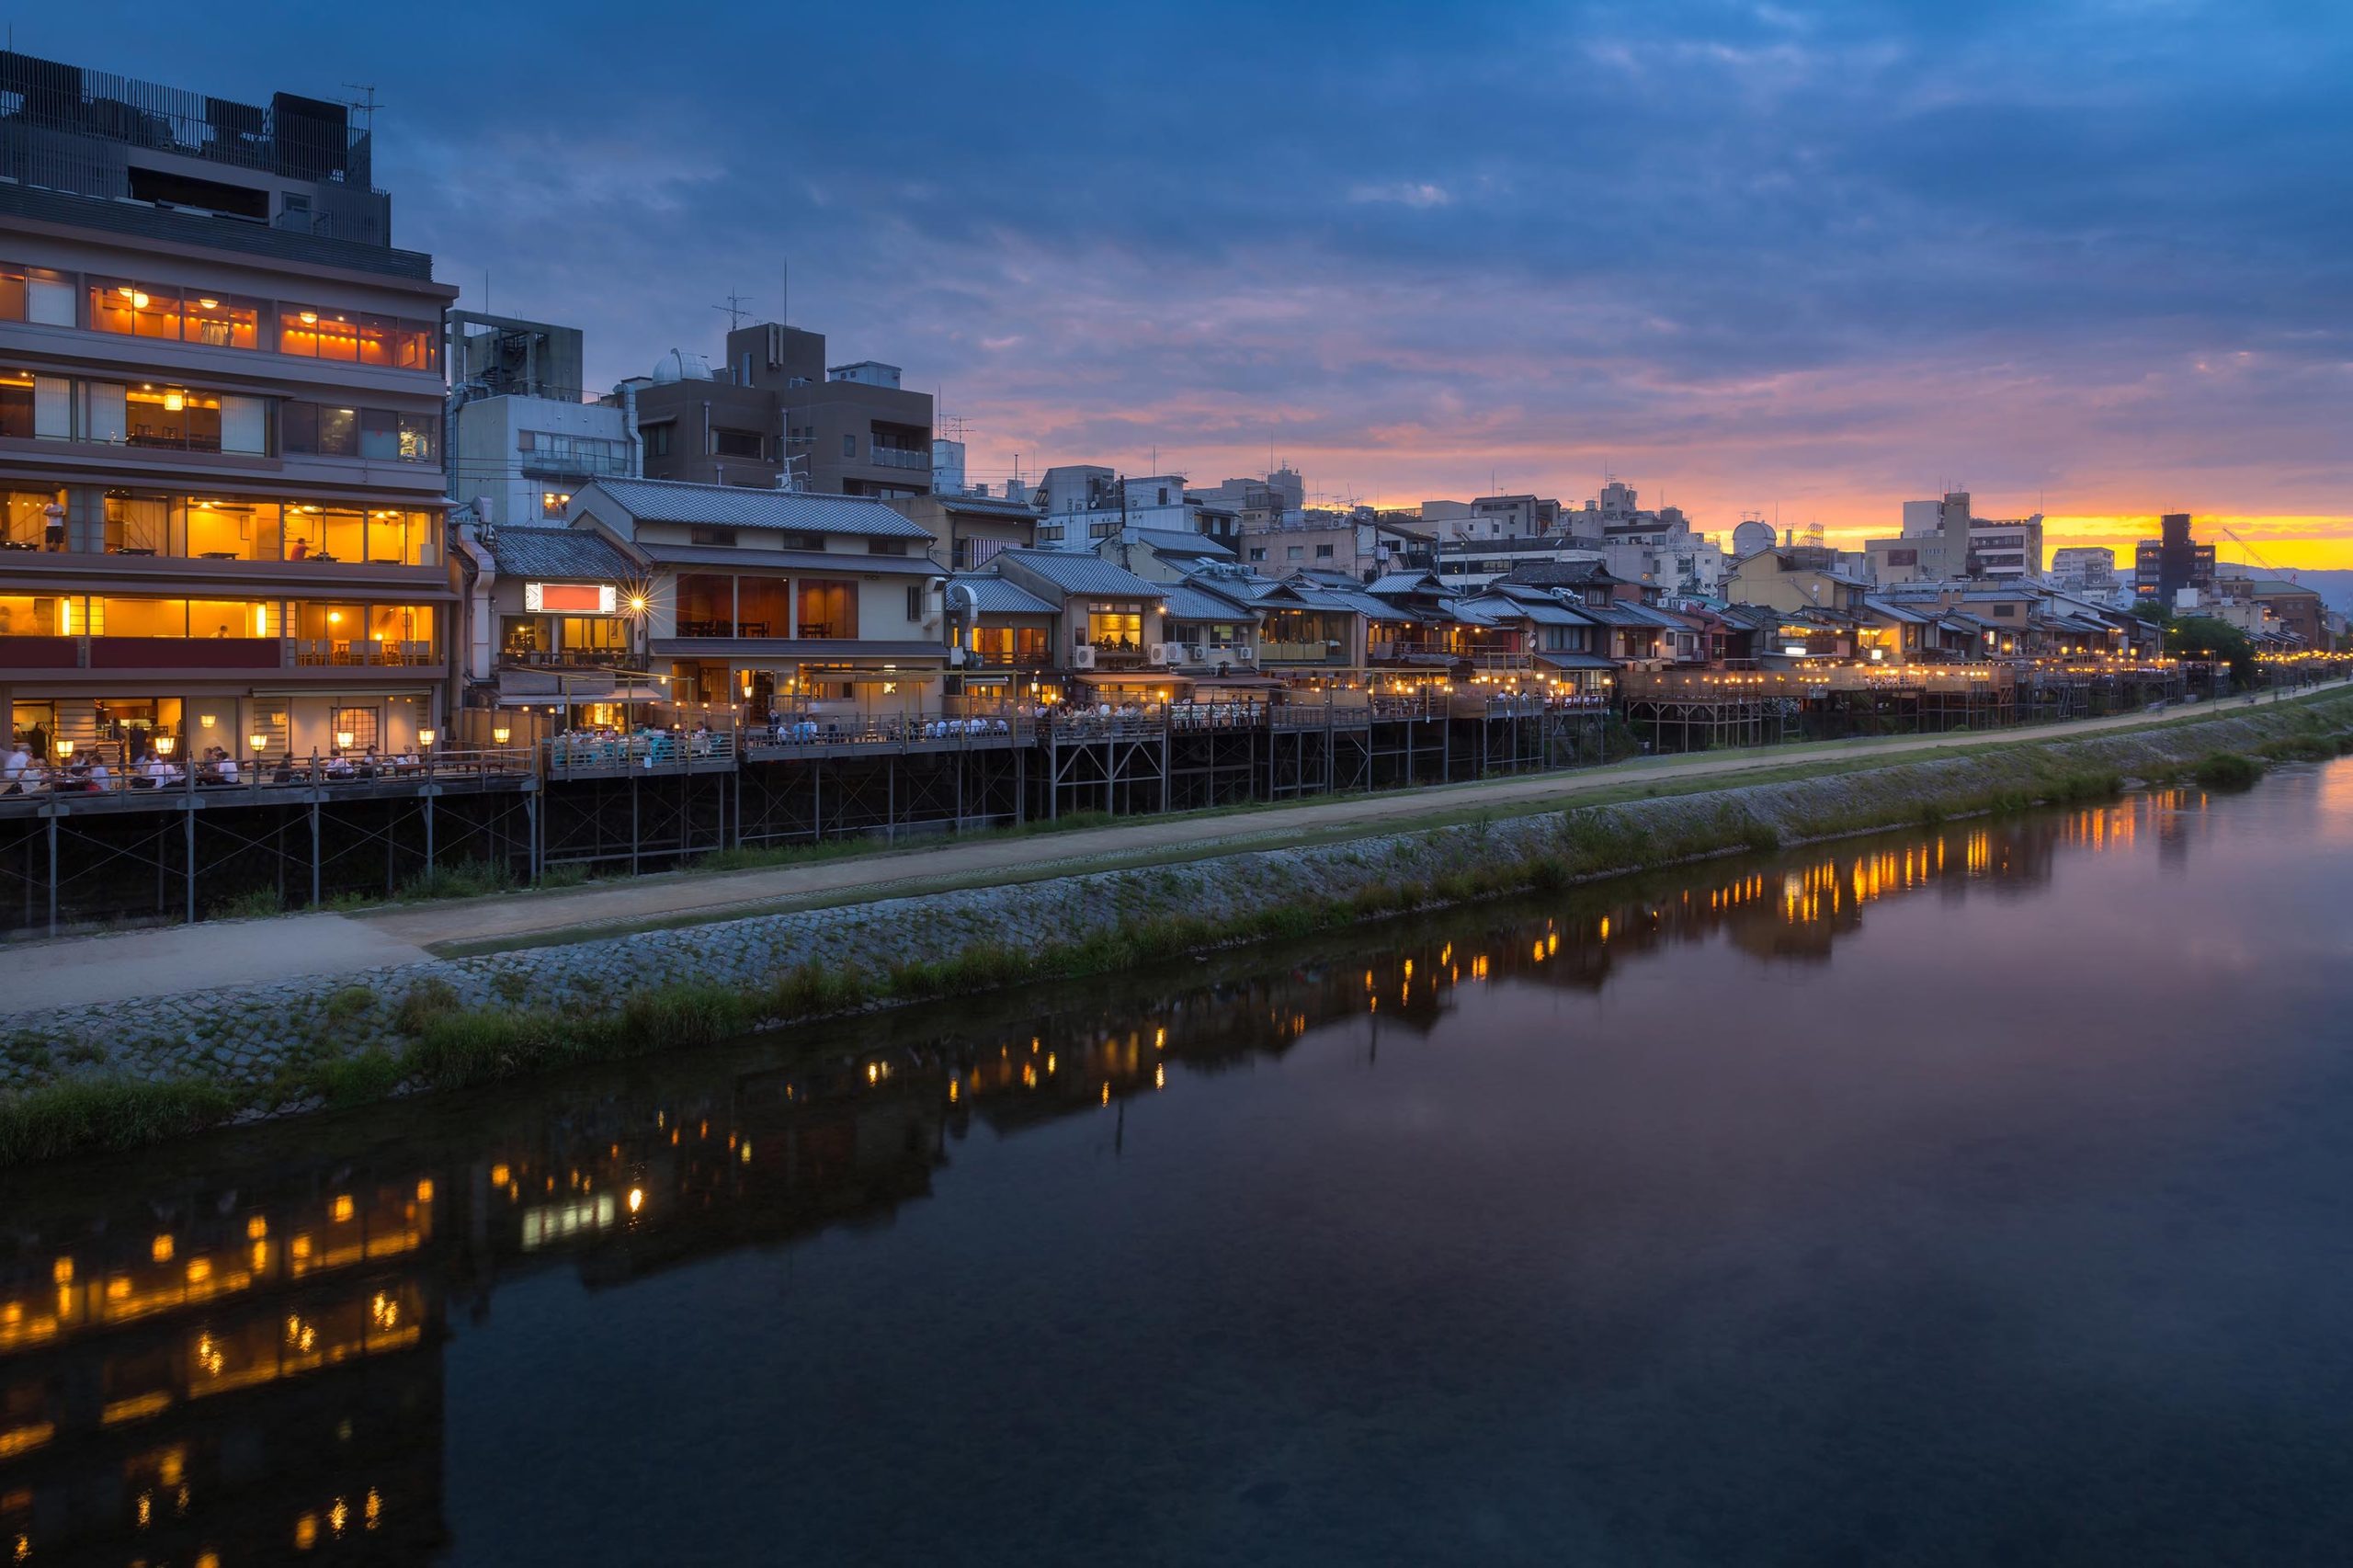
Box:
[33,1,2353,565]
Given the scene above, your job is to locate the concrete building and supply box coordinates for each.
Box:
[2135,514,2216,610]
[1029,468,1238,551]
[1420,494,1562,540]
[446,312,638,530]
[0,52,460,766]
[1901,499,1943,538]
[1864,492,2039,583]
[2050,545,2120,597]
[629,321,934,499]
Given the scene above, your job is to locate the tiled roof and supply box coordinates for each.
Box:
[1127,528,1235,560]
[950,574,1059,616]
[631,542,938,575]
[1864,597,1934,624]
[1162,579,1262,622]
[487,525,639,581]
[997,549,1166,597]
[578,478,935,539]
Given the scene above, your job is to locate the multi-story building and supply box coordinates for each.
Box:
[563,477,948,717]
[630,321,934,499]
[1029,468,1239,550]
[2049,546,2121,598]
[446,311,639,528]
[2134,513,2215,609]
[0,53,458,764]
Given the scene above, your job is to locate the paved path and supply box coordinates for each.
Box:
[7,683,2339,1015]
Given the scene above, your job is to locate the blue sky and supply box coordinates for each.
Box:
[32,0,2353,556]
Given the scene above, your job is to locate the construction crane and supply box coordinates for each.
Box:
[2216,523,2294,581]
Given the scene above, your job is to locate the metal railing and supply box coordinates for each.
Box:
[870,447,930,470]
[0,746,531,811]
[0,51,375,187]
[543,731,738,774]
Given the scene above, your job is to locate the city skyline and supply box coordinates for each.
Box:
[38,0,2353,565]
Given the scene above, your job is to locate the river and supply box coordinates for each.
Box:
[5,762,2351,1565]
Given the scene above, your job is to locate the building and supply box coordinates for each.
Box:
[563,478,948,717]
[1433,535,1607,592]
[2134,513,2215,609]
[2049,546,2120,597]
[450,519,663,733]
[629,321,935,498]
[888,490,1038,571]
[1419,494,1563,541]
[2220,571,2326,647]
[446,311,639,529]
[1722,549,1872,618]
[1030,469,1238,551]
[1240,506,1429,581]
[1967,513,2043,579]
[0,52,460,765]
[988,549,1170,698]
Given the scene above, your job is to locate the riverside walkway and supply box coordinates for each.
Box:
[6,682,2342,1016]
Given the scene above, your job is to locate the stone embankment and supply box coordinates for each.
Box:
[4,695,2347,1159]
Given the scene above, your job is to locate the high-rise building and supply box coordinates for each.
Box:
[2134,513,2215,608]
[0,51,459,763]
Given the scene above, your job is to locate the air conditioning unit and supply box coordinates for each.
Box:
[1073,645,1097,669]
[1236,646,1256,664]
[1148,643,1171,665]
[1186,643,1207,664]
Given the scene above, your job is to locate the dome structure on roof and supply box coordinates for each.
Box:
[652,348,712,385]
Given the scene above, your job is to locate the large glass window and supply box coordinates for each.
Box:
[0,594,70,635]
[279,309,437,369]
[285,401,434,462]
[89,279,260,347]
[1085,606,1144,651]
[181,293,260,349]
[561,617,631,653]
[735,576,789,637]
[0,267,72,326]
[282,506,366,562]
[794,579,857,640]
[102,492,169,555]
[0,489,63,552]
[81,381,127,445]
[0,369,30,439]
[181,498,280,562]
[676,574,734,638]
[502,615,547,657]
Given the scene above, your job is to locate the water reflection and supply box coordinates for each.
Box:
[0,785,2256,1564]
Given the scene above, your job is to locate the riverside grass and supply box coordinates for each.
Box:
[6,692,2348,1165]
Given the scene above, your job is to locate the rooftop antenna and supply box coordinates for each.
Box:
[342,84,381,138]
[713,291,754,332]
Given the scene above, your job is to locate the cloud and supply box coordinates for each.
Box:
[37,0,2352,549]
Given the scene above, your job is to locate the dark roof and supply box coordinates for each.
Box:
[1864,597,1934,625]
[1125,528,1235,560]
[997,549,1165,597]
[578,479,935,540]
[487,526,639,581]
[1498,561,1622,588]
[650,638,947,661]
[949,574,1059,615]
[1162,580,1263,622]
[631,542,938,575]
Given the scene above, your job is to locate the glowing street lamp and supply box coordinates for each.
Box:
[248,733,268,755]
[417,728,437,748]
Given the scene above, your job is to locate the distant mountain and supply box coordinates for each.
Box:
[2285,570,2353,616]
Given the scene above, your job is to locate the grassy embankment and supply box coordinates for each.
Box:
[4,693,2349,1165]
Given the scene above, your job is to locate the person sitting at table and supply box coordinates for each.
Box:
[324,752,355,779]
[358,746,382,778]
[0,741,27,795]
[84,756,111,791]
[215,752,239,785]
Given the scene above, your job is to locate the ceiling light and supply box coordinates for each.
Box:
[198,298,219,310]
[299,311,318,325]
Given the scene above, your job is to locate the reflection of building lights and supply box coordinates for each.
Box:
[627,1187,645,1214]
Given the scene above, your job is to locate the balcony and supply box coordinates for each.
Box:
[870,447,930,471]
[0,636,438,674]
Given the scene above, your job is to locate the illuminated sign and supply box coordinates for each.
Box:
[524,582,616,614]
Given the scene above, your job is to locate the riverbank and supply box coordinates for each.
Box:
[4,691,2349,1164]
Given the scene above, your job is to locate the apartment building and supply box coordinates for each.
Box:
[0,54,458,764]
[446,311,639,528]
[630,321,935,499]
